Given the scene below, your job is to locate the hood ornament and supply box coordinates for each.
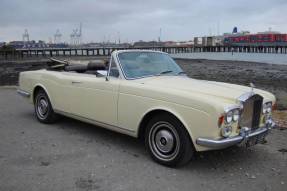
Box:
[250,82,255,93]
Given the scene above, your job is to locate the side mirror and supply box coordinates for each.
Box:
[97,70,108,76]
[97,70,109,81]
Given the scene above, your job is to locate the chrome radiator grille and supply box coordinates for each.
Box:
[239,94,263,129]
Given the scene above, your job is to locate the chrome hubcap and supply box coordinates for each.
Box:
[149,121,180,161]
[36,96,49,119]
[155,129,174,153]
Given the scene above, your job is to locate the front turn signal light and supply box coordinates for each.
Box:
[218,115,224,127]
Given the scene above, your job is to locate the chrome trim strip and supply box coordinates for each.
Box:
[196,126,270,149]
[224,105,242,113]
[17,89,30,98]
[237,92,255,102]
[54,109,136,134]
[263,101,272,105]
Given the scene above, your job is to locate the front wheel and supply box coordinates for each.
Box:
[145,113,195,167]
[34,89,58,123]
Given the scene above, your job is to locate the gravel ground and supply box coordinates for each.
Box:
[0,87,286,191]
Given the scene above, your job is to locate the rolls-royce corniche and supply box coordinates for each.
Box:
[17,50,276,166]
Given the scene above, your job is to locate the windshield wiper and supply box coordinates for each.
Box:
[157,70,173,76]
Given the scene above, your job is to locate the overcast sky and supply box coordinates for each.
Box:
[0,0,287,43]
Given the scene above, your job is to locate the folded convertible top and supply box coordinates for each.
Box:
[47,58,108,72]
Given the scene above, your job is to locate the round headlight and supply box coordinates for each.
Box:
[232,109,240,122]
[267,106,272,113]
[263,102,272,114]
[221,126,232,137]
[225,111,233,124]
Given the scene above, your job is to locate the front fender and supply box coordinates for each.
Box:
[32,83,55,108]
[137,104,213,151]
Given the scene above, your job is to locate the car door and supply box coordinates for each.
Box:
[55,62,120,127]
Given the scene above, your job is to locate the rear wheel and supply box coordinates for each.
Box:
[34,89,57,123]
[145,113,195,167]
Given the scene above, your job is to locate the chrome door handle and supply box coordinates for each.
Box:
[71,81,82,84]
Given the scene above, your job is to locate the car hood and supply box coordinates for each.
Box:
[136,76,274,103]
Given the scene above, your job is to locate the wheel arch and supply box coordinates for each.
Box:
[32,84,54,107]
[137,107,194,143]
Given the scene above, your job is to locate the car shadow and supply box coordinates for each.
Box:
[55,115,146,154]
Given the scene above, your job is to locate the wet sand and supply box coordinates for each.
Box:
[0,58,287,110]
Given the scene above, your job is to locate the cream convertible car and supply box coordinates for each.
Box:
[18,50,276,166]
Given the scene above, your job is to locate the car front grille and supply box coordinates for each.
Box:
[239,94,263,129]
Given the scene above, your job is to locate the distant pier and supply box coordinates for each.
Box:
[1,45,287,60]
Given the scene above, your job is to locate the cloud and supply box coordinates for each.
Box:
[0,0,286,42]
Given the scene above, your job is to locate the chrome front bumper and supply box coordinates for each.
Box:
[17,89,30,98]
[196,120,275,149]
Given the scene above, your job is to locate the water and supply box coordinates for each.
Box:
[171,52,287,65]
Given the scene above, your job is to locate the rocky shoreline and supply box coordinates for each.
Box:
[0,58,287,110]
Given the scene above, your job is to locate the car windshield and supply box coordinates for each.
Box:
[117,52,183,79]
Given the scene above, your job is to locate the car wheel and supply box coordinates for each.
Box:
[34,89,57,123]
[145,113,194,167]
